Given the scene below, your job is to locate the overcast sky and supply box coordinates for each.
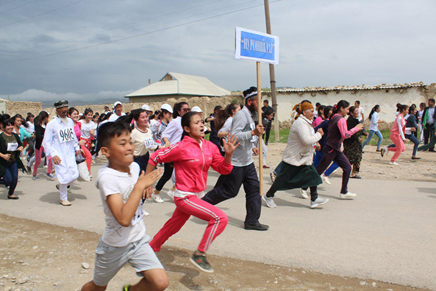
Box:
[1,0,435,104]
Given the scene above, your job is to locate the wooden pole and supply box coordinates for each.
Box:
[256,62,263,196]
[264,0,280,142]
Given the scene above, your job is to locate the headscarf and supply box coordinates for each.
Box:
[292,101,314,119]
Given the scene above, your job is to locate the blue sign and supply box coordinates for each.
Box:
[235,27,279,65]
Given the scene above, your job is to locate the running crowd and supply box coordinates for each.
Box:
[0,89,433,290]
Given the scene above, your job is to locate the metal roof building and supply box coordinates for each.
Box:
[125,72,230,103]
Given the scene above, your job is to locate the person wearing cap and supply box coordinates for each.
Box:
[108,101,125,122]
[103,106,110,115]
[141,104,154,116]
[192,106,211,134]
[205,106,222,150]
[42,100,82,206]
[202,87,269,231]
[151,104,172,144]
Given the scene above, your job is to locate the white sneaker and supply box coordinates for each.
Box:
[143,210,150,216]
[340,192,357,199]
[262,194,277,208]
[389,161,399,165]
[310,198,329,209]
[152,193,164,203]
[321,174,331,185]
[300,188,309,199]
[167,189,175,200]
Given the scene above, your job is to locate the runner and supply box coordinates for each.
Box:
[312,105,325,127]
[262,101,328,209]
[344,106,367,179]
[381,104,408,165]
[81,120,168,291]
[151,104,172,144]
[68,108,93,176]
[153,102,189,200]
[316,100,363,199]
[405,106,421,160]
[202,86,269,231]
[30,111,54,180]
[147,112,238,273]
[79,108,97,152]
[43,100,81,206]
[362,105,384,152]
[108,101,125,122]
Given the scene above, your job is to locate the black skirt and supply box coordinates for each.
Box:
[272,162,322,191]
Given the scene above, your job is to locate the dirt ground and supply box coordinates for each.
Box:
[0,214,429,291]
[257,143,436,182]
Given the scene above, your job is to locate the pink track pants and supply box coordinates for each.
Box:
[388,133,405,162]
[33,147,53,175]
[150,195,228,253]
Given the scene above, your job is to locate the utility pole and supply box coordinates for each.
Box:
[264,0,279,142]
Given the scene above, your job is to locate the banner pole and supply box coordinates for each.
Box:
[257,62,263,196]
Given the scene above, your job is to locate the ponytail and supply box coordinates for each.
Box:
[369,105,380,120]
[332,100,350,115]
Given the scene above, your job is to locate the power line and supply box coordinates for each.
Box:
[0,0,40,15]
[0,0,88,29]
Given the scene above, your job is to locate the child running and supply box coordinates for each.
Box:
[146,112,239,273]
[81,119,168,291]
[381,104,408,165]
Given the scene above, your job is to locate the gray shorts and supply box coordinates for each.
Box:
[93,235,164,287]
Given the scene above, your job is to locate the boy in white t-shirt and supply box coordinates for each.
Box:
[81,120,168,291]
[355,100,365,123]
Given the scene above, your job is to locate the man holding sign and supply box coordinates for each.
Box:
[43,100,81,206]
[203,87,269,231]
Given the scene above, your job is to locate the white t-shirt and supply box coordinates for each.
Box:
[79,120,97,139]
[149,119,159,129]
[96,163,148,247]
[108,112,126,122]
[369,112,379,131]
[25,122,35,135]
[218,117,233,134]
[357,107,364,122]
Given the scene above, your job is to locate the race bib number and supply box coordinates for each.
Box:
[58,127,75,143]
[7,142,18,151]
[144,137,156,149]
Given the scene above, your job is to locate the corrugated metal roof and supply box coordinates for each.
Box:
[277,82,427,93]
[126,72,230,98]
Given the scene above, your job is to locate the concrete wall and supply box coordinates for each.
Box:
[5,100,42,117]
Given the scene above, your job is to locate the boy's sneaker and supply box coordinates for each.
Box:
[121,284,131,291]
[299,188,309,199]
[32,176,39,180]
[47,173,55,180]
[190,253,214,273]
[321,174,331,185]
[166,189,175,200]
[152,193,164,203]
[310,198,329,209]
[389,161,399,166]
[340,192,357,199]
[262,194,276,208]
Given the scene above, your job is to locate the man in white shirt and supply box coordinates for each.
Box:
[355,100,365,124]
[108,101,125,122]
[42,100,81,206]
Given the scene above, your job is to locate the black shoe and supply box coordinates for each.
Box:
[265,142,269,145]
[244,222,269,231]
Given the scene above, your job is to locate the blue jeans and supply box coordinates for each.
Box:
[362,130,383,150]
[405,134,419,156]
[3,161,18,196]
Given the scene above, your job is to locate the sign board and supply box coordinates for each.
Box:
[235,27,279,65]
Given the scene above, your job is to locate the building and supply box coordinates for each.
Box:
[125,72,230,103]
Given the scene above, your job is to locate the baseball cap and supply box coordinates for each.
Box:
[113,101,122,108]
[141,104,152,111]
[160,104,173,114]
[191,106,203,113]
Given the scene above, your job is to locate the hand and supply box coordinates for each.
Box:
[163,141,171,148]
[251,124,264,136]
[143,186,154,200]
[252,148,259,155]
[79,139,86,146]
[17,146,24,152]
[411,128,416,132]
[2,153,11,161]
[137,169,162,191]
[404,139,409,143]
[315,143,321,151]
[53,155,61,165]
[317,128,324,136]
[356,123,364,130]
[222,134,240,156]
[358,137,362,143]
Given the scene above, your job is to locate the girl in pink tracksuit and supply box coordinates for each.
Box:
[382,104,409,165]
[146,112,239,273]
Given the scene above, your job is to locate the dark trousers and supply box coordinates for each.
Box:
[316,146,351,194]
[133,152,150,175]
[202,163,261,225]
[263,121,272,144]
[3,162,18,196]
[423,124,435,149]
[155,162,173,191]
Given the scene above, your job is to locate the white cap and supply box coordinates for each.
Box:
[160,104,173,114]
[113,101,122,108]
[141,104,152,111]
[191,106,203,113]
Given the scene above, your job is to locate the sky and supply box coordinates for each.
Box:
[1,0,435,105]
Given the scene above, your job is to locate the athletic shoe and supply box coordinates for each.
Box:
[143,210,150,216]
[60,200,72,206]
[46,173,55,180]
[262,194,276,208]
[152,194,164,203]
[389,161,399,166]
[340,192,357,199]
[380,148,386,157]
[43,165,47,169]
[300,188,309,199]
[310,198,329,209]
[270,172,276,183]
[411,156,421,160]
[26,165,32,174]
[121,284,131,291]
[166,189,175,200]
[376,149,382,152]
[350,175,362,179]
[321,174,331,185]
[32,176,40,180]
[190,253,214,273]
[244,222,269,231]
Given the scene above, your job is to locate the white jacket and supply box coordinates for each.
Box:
[282,116,322,166]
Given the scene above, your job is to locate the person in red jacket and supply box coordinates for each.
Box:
[146,112,239,274]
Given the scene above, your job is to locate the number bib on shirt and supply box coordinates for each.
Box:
[58,127,75,143]
[7,142,18,151]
